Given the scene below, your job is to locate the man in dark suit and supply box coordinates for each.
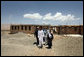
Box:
[34,27,39,46]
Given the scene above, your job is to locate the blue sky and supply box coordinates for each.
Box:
[1,1,83,25]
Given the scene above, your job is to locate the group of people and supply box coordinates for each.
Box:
[34,26,53,49]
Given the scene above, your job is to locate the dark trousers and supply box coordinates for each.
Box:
[48,40,52,48]
[36,36,39,45]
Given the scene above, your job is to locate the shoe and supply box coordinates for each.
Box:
[38,45,43,48]
[46,47,51,49]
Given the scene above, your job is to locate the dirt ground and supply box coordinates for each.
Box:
[1,31,83,56]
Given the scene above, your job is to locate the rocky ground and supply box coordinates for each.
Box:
[1,31,83,56]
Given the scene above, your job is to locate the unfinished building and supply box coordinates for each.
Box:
[55,25,83,35]
[10,24,51,34]
[10,24,83,35]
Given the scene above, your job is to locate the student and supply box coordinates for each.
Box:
[47,30,54,49]
[38,26,44,48]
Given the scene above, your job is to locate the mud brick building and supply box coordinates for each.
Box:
[55,25,83,35]
[10,24,83,35]
[10,24,51,34]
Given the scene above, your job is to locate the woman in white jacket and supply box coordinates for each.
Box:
[38,26,44,48]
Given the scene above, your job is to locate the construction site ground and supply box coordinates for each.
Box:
[1,31,83,56]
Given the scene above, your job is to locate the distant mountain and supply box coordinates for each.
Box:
[1,24,10,30]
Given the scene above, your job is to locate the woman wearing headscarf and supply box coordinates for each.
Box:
[47,30,54,49]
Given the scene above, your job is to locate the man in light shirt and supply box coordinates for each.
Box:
[38,26,44,48]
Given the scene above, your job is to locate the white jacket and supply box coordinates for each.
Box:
[38,30,44,41]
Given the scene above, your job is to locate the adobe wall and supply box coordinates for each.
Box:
[55,25,83,35]
[10,25,83,35]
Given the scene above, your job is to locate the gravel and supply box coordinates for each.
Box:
[1,31,83,56]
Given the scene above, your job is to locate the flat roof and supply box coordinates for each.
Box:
[10,24,83,27]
